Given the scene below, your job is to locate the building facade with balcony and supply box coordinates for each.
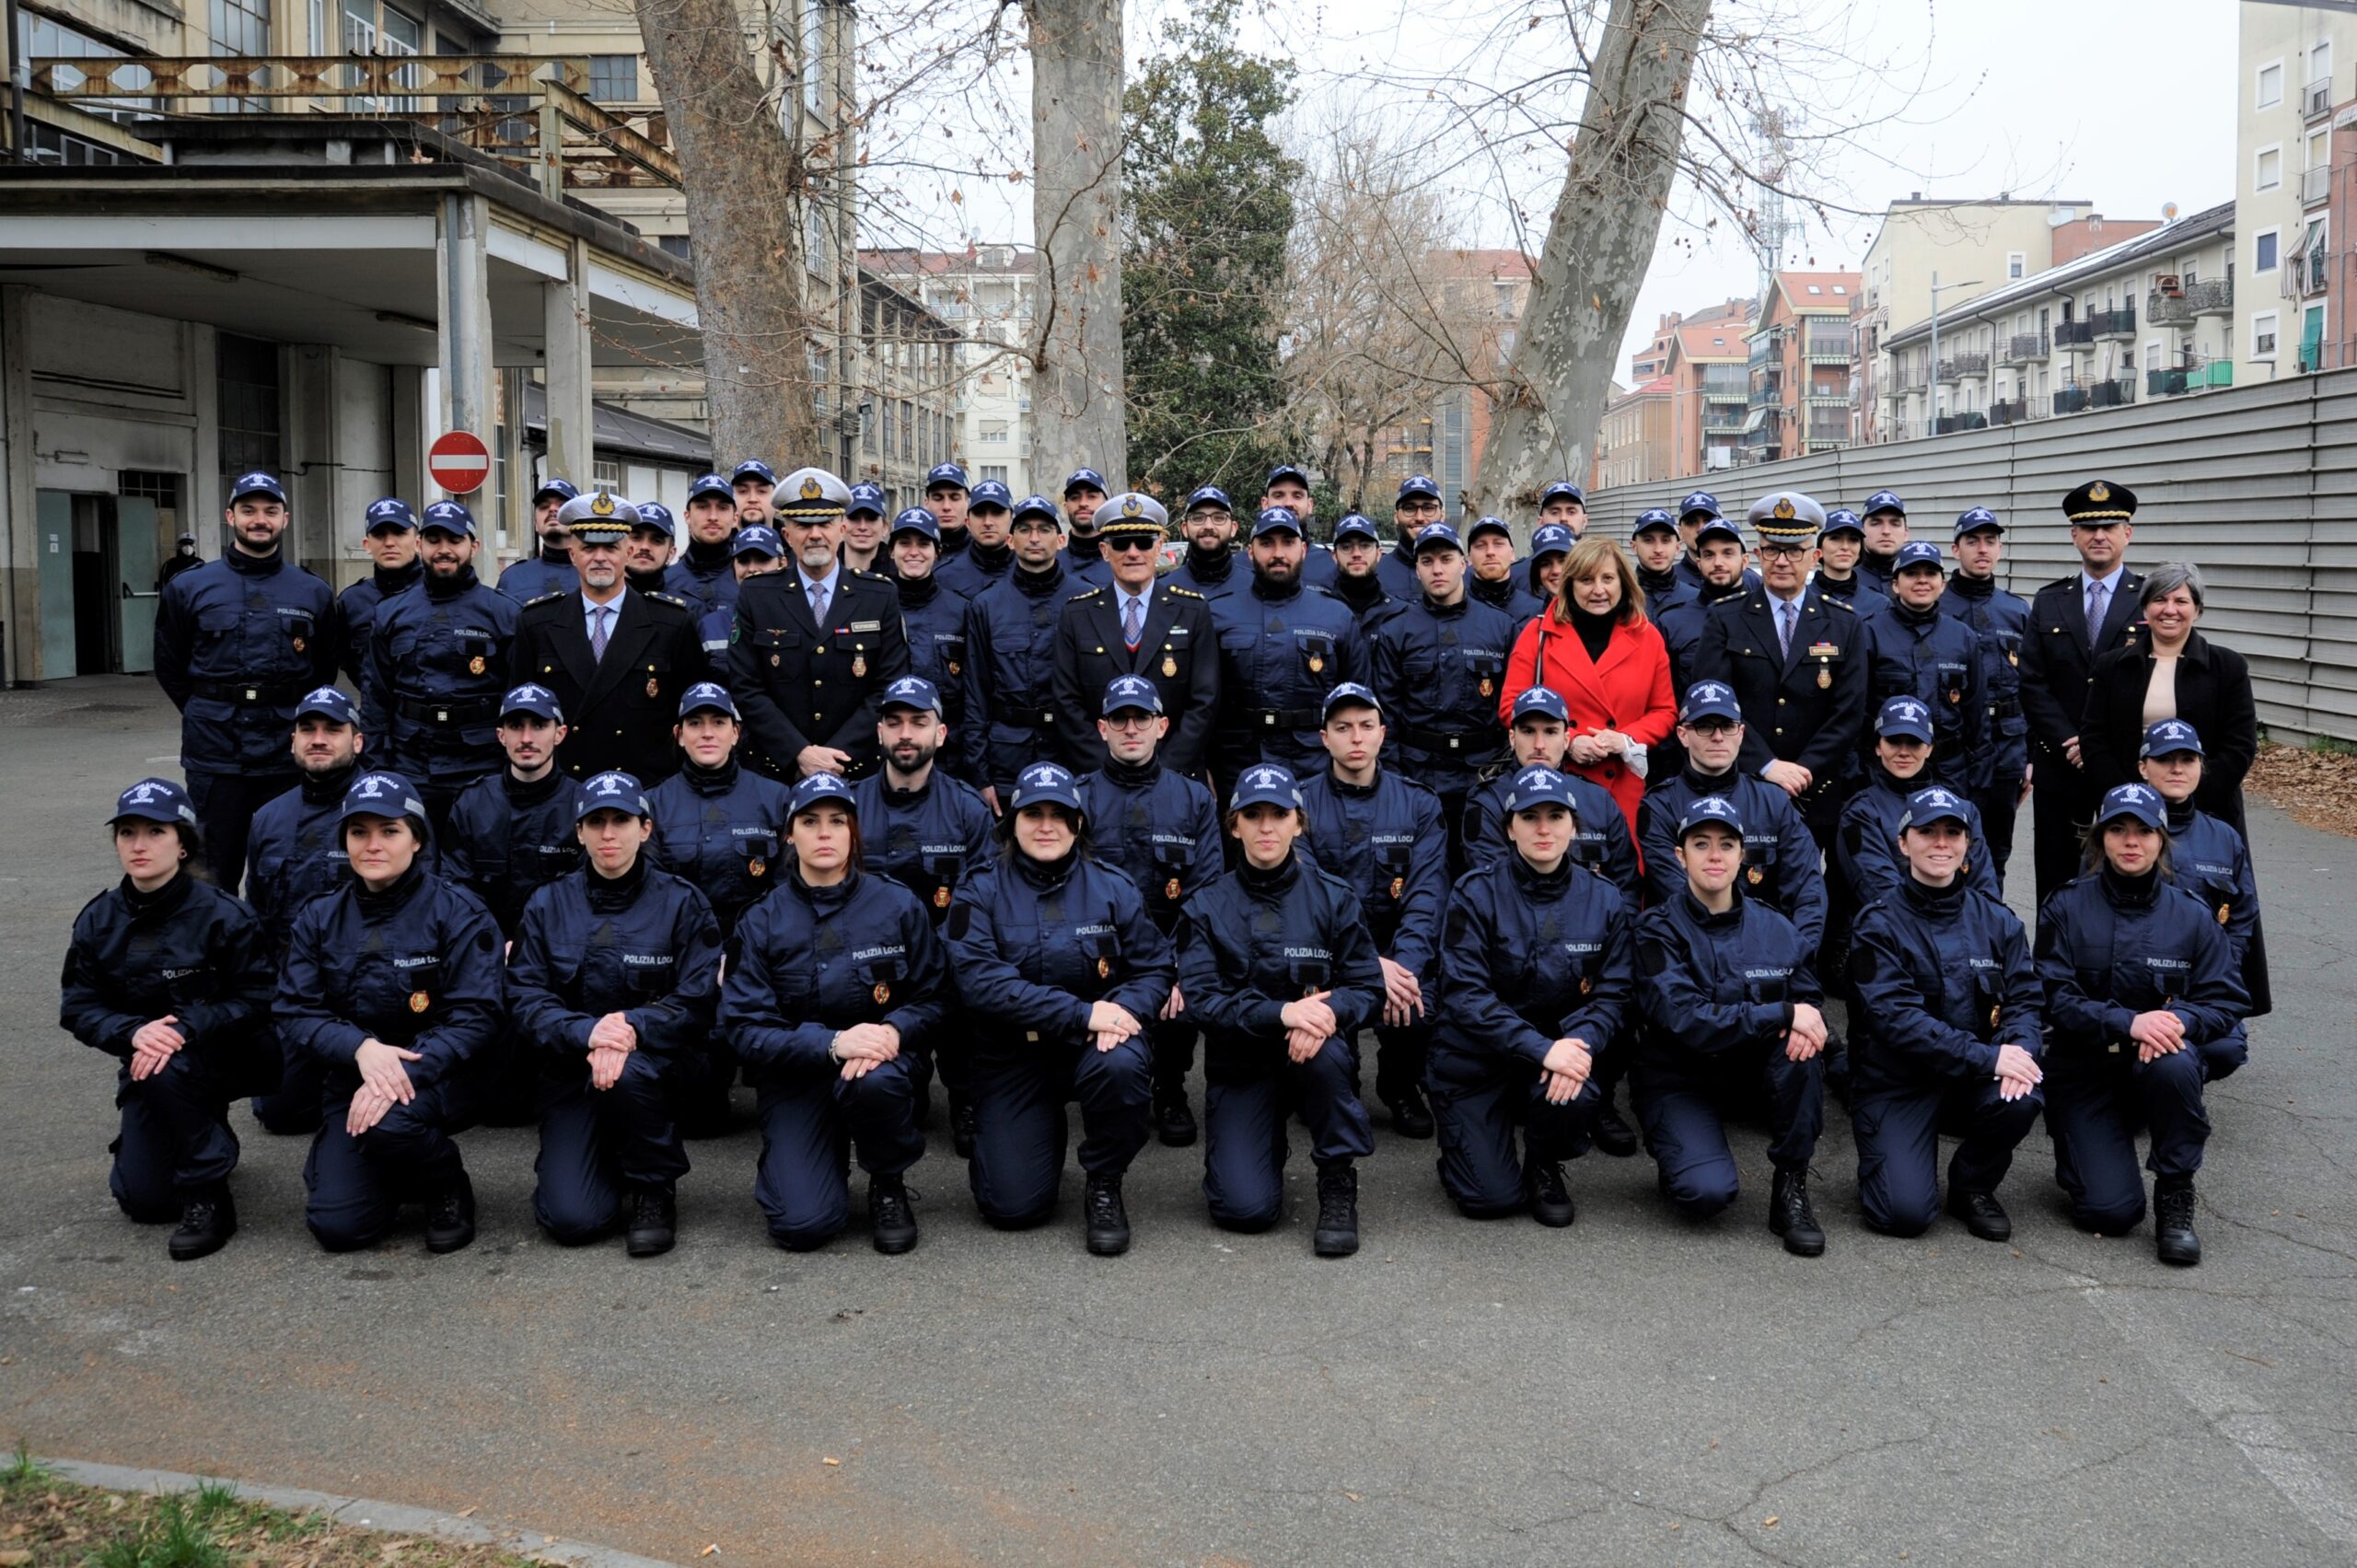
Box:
[2236,6,2349,384]
[1596,376,1674,491]
[1659,312,1756,476]
[1737,271,1859,465]
[865,246,1038,495]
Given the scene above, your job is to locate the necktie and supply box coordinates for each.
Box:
[1777,599,1795,658]
[808,578,830,627]
[590,604,610,662]
[1123,595,1144,651]
[2085,579,2107,645]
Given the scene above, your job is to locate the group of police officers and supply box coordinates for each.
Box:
[64,456,2261,1269]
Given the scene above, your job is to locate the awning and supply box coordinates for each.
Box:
[1740,406,1770,433]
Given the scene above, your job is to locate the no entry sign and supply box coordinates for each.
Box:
[428,430,493,495]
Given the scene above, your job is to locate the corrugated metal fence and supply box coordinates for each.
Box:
[1581,369,2357,746]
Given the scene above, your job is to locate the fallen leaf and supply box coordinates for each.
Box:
[0,1548,33,1565]
[1763,1516,1780,1527]
[822,1457,842,1467]
[456,1506,477,1518]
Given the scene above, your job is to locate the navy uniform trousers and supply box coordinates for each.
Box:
[1204,1041,1376,1230]
[1635,1043,1824,1219]
[2045,1043,2228,1236]
[110,1052,246,1223]
[1432,1074,1599,1218]
[968,1037,1154,1226]
[1850,1079,2043,1237]
[755,1059,925,1250]
[305,1072,485,1252]
[534,1051,691,1243]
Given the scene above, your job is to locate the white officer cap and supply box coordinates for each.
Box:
[772,468,853,522]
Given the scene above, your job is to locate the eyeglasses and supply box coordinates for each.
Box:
[1106,537,1159,554]
[1758,543,1812,557]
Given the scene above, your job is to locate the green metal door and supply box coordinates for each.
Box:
[116,496,159,673]
[37,491,75,680]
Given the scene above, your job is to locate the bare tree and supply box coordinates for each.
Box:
[1025,0,1126,490]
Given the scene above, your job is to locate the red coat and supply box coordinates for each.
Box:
[1500,609,1678,832]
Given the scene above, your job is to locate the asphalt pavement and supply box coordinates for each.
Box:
[3,676,2352,1566]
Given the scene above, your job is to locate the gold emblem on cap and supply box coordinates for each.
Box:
[801,476,823,500]
[591,492,616,517]
[2088,481,2111,503]
[1122,495,1143,517]
[1773,497,1795,520]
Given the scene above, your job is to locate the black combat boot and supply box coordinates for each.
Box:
[1590,1088,1639,1157]
[1769,1165,1824,1258]
[1385,1084,1435,1139]
[2154,1178,2201,1266]
[424,1171,477,1254]
[1153,1083,1199,1147]
[951,1099,979,1160]
[869,1174,920,1254]
[1945,1184,2012,1242]
[1525,1160,1575,1228]
[1313,1165,1360,1257]
[626,1186,678,1258]
[1084,1172,1132,1256]
[168,1188,237,1261]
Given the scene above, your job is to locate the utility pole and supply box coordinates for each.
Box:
[1927,271,1980,434]
[822,0,858,482]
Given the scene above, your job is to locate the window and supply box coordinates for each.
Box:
[2312,41,2334,98]
[588,55,637,102]
[979,419,1009,445]
[215,333,282,482]
[980,465,1008,483]
[2007,252,2026,281]
[2254,311,2280,358]
[2258,60,2283,109]
[2258,145,2283,192]
[656,234,689,261]
[2145,343,2160,371]
[2257,229,2281,273]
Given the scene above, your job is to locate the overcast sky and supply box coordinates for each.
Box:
[863,0,2238,382]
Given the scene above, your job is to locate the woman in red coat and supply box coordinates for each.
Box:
[1499,536,1677,834]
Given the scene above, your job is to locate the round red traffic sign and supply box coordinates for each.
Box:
[428,430,493,495]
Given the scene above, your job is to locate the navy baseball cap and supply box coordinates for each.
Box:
[1268,462,1313,491]
[1898,786,1971,832]
[1465,516,1514,542]
[576,771,651,822]
[364,497,418,536]
[1503,764,1578,815]
[1693,514,1744,547]
[731,525,784,560]
[2096,783,2166,830]
[1875,695,1935,742]
[1820,508,1864,540]
[1012,494,1062,526]
[2142,718,2205,758]
[340,770,428,830]
[1631,508,1678,540]
[1954,506,2004,539]
[687,472,735,505]
[228,471,288,506]
[1894,540,1945,572]
[1862,489,1906,517]
[1679,680,1744,726]
[970,480,1015,512]
[500,683,565,723]
[110,776,197,827]
[532,477,580,505]
[890,507,939,541]
[678,681,739,721]
[633,502,677,539]
[789,773,857,816]
[1185,485,1234,514]
[421,501,476,539]
[1411,522,1466,557]
[1676,794,1745,840]
[1510,686,1570,725]
[1008,761,1082,814]
[1321,681,1382,720]
[1251,505,1305,540]
[847,482,887,517]
[924,462,970,492]
[1228,762,1304,812]
[1678,489,1719,521]
[731,460,778,487]
[1397,474,1442,504]
[1063,468,1109,494]
[880,676,942,715]
[1538,481,1585,509]
[1102,674,1164,716]
[1331,512,1380,544]
[1529,523,1574,559]
[295,686,358,726]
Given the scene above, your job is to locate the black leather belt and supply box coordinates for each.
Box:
[398,694,498,725]
[1015,707,1057,728]
[1400,724,1489,755]
[193,679,301,704]
[1991,697,2022,718]
[1245,706,1320,729]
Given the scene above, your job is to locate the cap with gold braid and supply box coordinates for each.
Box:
[771,467,853,522]
[1094,491,1169,540]
[1746,490,1826,547]
[2061,478,2138,523]
[557,489,639,542]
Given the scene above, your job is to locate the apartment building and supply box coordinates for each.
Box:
[865,246,1039,495]
[2237,6,2348,379]
[1740,271,1859,465]
[1658,311,1755,474]
[1596,376,1673,490]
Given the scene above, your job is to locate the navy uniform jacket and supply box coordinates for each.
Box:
[1631,889,1818,1086]
[721,868,950,1081]
[663,542,740,622]
[933,540,1017,602]
[1857,553,1898,602]
[2018,570,2144,774]
[896,575,976,777]
[1469,573,1548,629]
[1692,585,1868,827]
[1375,540,1422,603]
[1168,546,1246,605]
[496,551,578,603]
[1943,574,2030,783]
[1462,767,1638,894]
[852,768,996,923]
[726,565,911,780]
[2163,799,2269,1016]
[1814,571,1887,620]
[1209,578,1370,780]
[1052,583,1220,777]
[1848,878,2042,1094]
[945,854,1176,1056]
[154,550,339,774]
[1430,855,1631,1084]
[1637,767,1828,950]
[511,586,705,785]
[277,865,505,1094]
[1656,581,1747,700]
[1329,575,1398,630]
[646,758,797,938]
[1300,543,1341,590]
[1633,564,1696,625]
[245,769,358,962]
[1858,601,1988,791]
[1058,541,1115,590]
[441,770,584,935]
[366,567,522,793]
[1297,770,1448,982]
[2034,870,2247,1057]
[1366,595,1516,796]
[61,874,275,1088]
[961,564,1097,793]
[1077,760,1222,935]
[1176,854,1386,1083]
[1836,766,1999,911]
[334,561,424,719]
[507,861,722,1064]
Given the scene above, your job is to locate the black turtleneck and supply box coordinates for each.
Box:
[2163,795,2198,832]
[1636,563,1680,603]
[1237,851,1302,896]
[1014,560,1065,597]
[967,538,1016,576]
[684,537,733,574]
[1861,552,1898,584]
[1422,592,1469,619]
[1334,572,1386,610]
[1889,597,1940,629]
[1696,576,1747,609]
[226,544,284,575]
[355,860,429,915]
[1680,762,1736,794]
[1568,605,1617,661]
[881,768,936,803]
[787,862,861,913]
[1870,761,1928,796]
[1469,575,1515,610]
[626,565,668,594]
[1102,754,1160,790]
[1251,569,1304,604]
[1014,844,1081,891]
[2100,863,2162,907]
[1817,568,1860,591]
[505,768,568,807]
[1898,872,1968,916]
[300,761,360,807]
[1184,544,1236,584]
[586,850,649,912]
[680,755,740,796]
[374,559,424,597]
[537,540,572,566]
[1067,534,1105,565]
[1326,769,1381,799]
[1507,852,1573,901]
[121,870,195,917]
[938,527,971,557]
[898,572,940,610]
[423,563,480,601]
[1946,571,1995,603]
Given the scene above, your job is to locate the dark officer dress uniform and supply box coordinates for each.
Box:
[1209,531,1371,785]
[153,477,338,889]
[1365,551,1515,856]
[720,778,950,1251]
[946,764,1176,1238]
[1942,515,2031,885]
[1854,547,1988,793]
[1693,578,1867,842]
[2036,785,2249,1253]
[1631,796,1827,1250]
[961,557,1095,795]
[1052,493,1219,778]
[1176,766,1383,1246]
[1845,789,2047,1238]
[508,772,722,1251]
[366,530,521,822]
[61,780,275,1253]
[1655,573,1747,714]
[2019,481,2146,903]
[1427,766,1633,1221]
[277,772,505,1253]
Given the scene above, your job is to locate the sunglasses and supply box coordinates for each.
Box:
[1106,537,1159,553]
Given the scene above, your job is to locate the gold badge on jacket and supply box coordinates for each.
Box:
[1990,1004,2001,1029]
[1389,876,1405,900]
[646,677,660,698]
[873,981,891,1005]
[1579,975,1593,995]
[1097,955,1112,979]
[749,856,766,877]
[1308,653,1324,673]
[852,654,867,678]
[934,885,951,909]
[1163,656,1178,678]
[409,990,430,1014]
[1747,865,1763,885]
[292,635,306,654]
[468,656,486,676]
[1165,877,1182,900]
[2217,901,2232,925]
[1479,676,1494,696]
[1817,667,1831,689]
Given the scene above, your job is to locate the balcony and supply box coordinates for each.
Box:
[2054,386,2093,414]
[1893,366,1930,394]
[2089,378,2136,409]
[2191,360,2234,390]
[2089,307,2136,341]
[2053,320,2095,350]
[1952,352,1990,379]
[2148,293,2197,330]
[2146,367,2190,398]
[1700,375,1749,403]
[2305,165,2333,206]
[2187,278,2233,317]
[1989,398,2028,425]
[1747,382,1784,409]
[2308,75,2335,119]
[1934,360,1960,386]
[1803,330,1852,364]
[1933,412,1990,435]
[1999,332,2049,365]
[1701,410,1748,431]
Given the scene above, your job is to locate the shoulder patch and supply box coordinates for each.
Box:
[526,590,570,607]
[1167,586,1204,599]
[644,592,691,610]
[1069,587,1107,602]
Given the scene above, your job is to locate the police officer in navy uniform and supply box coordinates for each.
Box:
[1693,491,1868,847]
[1053,493,1219,778]
[2141,718,2270,1022]
[726,467,911,783]
[1462,687,1640,890]
[731,459,779,526]
[1812,508,1885,618]
[366,500,521,824]
[935,478,1018,601]
[1169,485,1245,604]
[1059,468,1116,589]
[1855,489,1910,600]
[1857,539,1987,793]
[1261,461,1339,589]
[1847,786,2046,1240]
[1427,763,1633,1225]
[1076,675,1224,1147]
[335,499,424,715]
[61,778,275,1260]
[1376,474,1445,600]
[1524,521,1575,609]
[511,494,704,786]
[497,478,583,603]
[1655,510,1750,714]
[441,684,584,937]
[1297,684,1448,1138]
[1837,697,2000,915]
[154,470,338,889]
[1209,506,1371,785]
[922,460,972,560]
[1627,508,1696,624]
[509,770,720,1257]
[888,508,978,783]
[621,497,678,595]
[244,687,367,1134]
[1465,515,1547,626]
[1365,522,1514,860]
[666,472,743,621]
[946,761,1175,1254]
[842,482,891,577]
[1672,490,1760,597]
[1328,511,1397,626]
[1943,507,2031,882]
[962,490,1094,803]
[2020,479,2145,903]
[696,525,785,663]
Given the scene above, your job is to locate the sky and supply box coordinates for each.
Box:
[855,0,2239,383]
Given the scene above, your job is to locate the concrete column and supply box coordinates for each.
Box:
[498,366,528,567]
[189,324,220,534]
[0,285,35,685]
[390,364,426,505]
[286,343,343,580]
[541,236,595,489]
[434,191,493,495]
